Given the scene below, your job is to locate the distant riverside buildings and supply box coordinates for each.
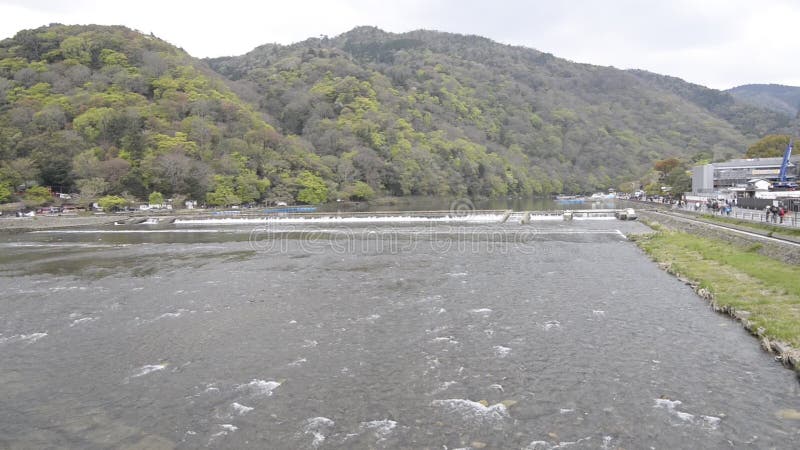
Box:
[691,157,799,194]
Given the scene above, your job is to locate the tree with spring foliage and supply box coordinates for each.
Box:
[745,135,792,158]
[205,176,241,207]
[296,171,328,204]
[345,181,375,201]
[23,185,51,207]
[148,191,164,206]
[0,182,12,203]
[97,195,128,211]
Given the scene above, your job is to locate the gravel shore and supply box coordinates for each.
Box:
[0,214,125,232]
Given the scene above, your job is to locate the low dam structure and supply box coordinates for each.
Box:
[130,208,637,226]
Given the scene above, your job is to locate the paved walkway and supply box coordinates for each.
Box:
[678,205,800,228]
[627,199,800,229]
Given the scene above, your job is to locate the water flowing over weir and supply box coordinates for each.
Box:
[0,218,799,449]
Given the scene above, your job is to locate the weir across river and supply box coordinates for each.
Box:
[125,208,635,225]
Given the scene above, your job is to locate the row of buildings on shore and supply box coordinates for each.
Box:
[690,155,800,208]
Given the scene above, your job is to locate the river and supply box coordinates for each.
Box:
[0,217,798,449]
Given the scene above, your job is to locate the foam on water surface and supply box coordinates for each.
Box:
[153,309,191,321]
[175,214,504,225]
[231,402,254,415]
[493,345,512,358]
[654,398,682,410]
[20,332,48,343]
[32,229,223,234]
[303,417,335,448]
[431,399,509,424]
[0,332,48,345]
[208,424,238,442]
[198,383,220,395]
[543,320,561,330]
[701,415,722,428]
[238,379,281,397]
[359,419,398,440]
[69,317,97,327]
[653,398,721,429]
[355,314,381,322]
[525,436,593,449]
[131,364,166,378]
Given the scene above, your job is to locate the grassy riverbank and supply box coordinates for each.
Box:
[633,230,800,348]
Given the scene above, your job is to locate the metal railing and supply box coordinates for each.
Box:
[679,205,800,228]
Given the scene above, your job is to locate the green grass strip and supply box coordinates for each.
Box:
[634,230,800,347]
[699,214,800,237]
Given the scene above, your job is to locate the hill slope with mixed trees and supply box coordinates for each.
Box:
[208,27,796,195]
[0,24,331,207]
[1,24,797,206]
[726,84,800,119]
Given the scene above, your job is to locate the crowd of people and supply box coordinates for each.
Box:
[764,204,788,224]
[631,194,795,225]
[701,199,734,216]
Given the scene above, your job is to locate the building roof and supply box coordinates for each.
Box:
[710,156,799,169]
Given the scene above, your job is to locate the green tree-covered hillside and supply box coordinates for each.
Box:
[0,25,331,206]
[209,27,793,194]
[1,25,795,204]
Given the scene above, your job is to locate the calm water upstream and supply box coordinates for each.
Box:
[0,218,798,449]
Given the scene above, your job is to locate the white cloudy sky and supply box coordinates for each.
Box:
[1,0,799,90]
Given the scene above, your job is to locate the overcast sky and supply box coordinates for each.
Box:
[1,0,799,90]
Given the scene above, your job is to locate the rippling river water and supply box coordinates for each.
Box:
[0,219,798,449]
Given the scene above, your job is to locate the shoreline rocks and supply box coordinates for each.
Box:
[650,249,800,374]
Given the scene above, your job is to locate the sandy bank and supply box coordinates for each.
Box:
[0,215,124,232]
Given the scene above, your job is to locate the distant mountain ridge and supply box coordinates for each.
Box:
[1,24,799,205]
[726,84,800,118]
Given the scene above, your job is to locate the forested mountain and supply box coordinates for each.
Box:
[1,24,796,206]
[726,84,800,119]
[628,72,795,137]
[208,27,795,195]
[0,24,327,206]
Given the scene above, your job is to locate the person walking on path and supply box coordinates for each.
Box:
[765,205,771,222]
[779,206,786,224]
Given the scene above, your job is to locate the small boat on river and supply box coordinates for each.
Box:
[555,195,585,204]
[264,206,317,214]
